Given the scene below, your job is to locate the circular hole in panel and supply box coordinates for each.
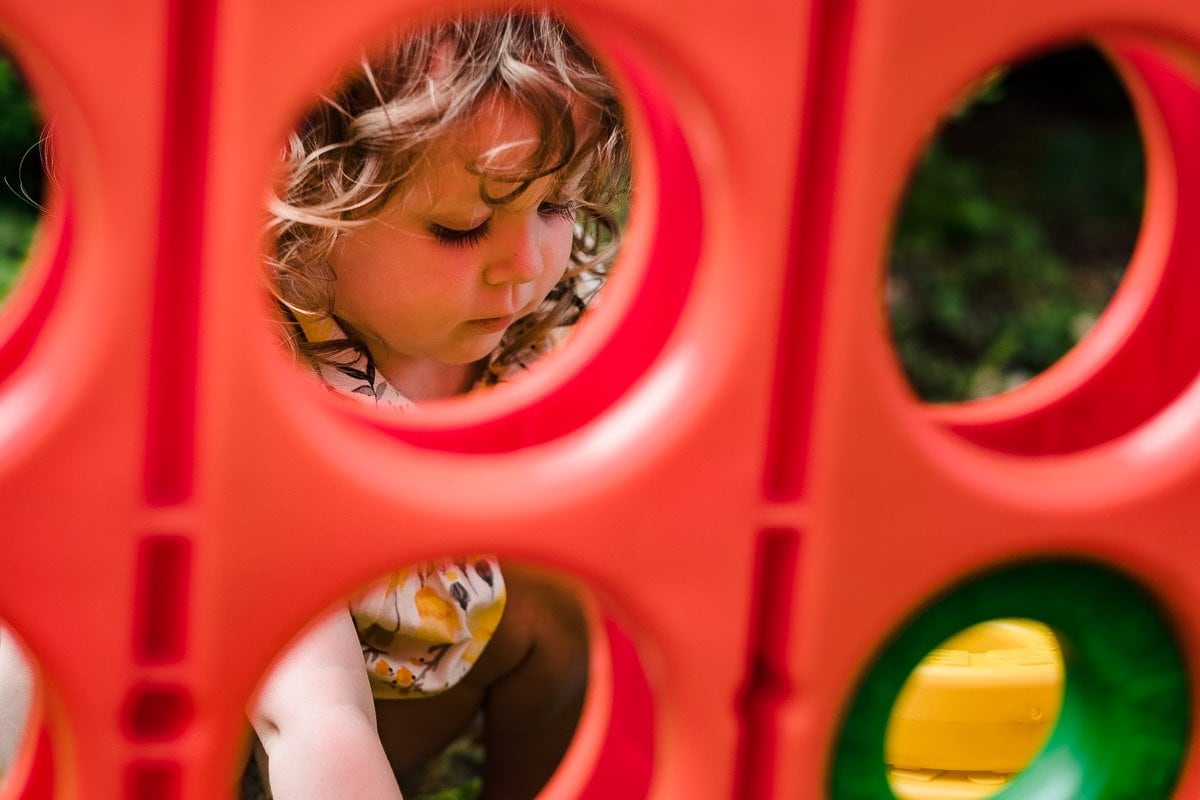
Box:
[885,619,1063,800]
[886,45,1144,404]
[262,9,700,453]
[830,560,1190,800]
[244,561,654,800]
[0,621,48,796]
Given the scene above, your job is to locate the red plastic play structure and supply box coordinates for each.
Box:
[0,0,1199,798]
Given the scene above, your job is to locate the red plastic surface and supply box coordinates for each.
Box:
[0,0,1197,798]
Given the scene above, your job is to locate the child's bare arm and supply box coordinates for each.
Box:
[250,607,403,800]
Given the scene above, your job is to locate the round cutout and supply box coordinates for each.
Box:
[262,12,634,419]
[887,46,1144,403]
[245,561,654,800]
[831,560,1189,800]
[886,619,1063,800]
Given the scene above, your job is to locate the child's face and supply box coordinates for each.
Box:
[328,102,578,383]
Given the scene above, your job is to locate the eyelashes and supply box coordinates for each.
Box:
[538,199,579,222]
[427,200,579,249]
[429,220,491,248]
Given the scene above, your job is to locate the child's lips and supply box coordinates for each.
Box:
[465,314,516,333]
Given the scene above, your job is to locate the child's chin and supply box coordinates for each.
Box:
[444,336,505,365]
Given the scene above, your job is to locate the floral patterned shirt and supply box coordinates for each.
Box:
[350,559,506,698]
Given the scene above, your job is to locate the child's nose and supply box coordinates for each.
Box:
[482,216,542,286]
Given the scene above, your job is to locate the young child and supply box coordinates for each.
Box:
[251,12,629,800]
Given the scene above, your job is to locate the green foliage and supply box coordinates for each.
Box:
[0,59,37,156]
[414,779,482,800]
[890,144,1082,401]
[0,206,36,296]
[887,47,1143,402]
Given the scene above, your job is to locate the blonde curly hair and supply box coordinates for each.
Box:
[265,11,630,385]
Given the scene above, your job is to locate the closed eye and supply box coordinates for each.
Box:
[538,200,578,221]
[428,219,491,248]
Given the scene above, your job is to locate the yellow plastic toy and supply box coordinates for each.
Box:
[886,620,1064,800]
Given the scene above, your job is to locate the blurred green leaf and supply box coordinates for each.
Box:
[0,206,36,296]
[415,779,481,800]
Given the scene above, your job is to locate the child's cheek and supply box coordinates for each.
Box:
[554,225,575,271]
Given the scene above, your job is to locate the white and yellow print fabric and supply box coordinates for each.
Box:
[350,559,507,697]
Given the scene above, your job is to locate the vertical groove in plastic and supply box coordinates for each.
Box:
[763,0,858,501]
[142,0,217,505]
[121,682,195,742]
[123,761,182,800]
[131,535,192,665]
[734,527,801,798]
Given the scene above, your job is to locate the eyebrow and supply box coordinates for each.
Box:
[490,170,586,208]
[408,158,583,223]
[404,179,490,220]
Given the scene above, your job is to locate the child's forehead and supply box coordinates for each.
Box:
[401,101,584,212]
[401,158,579,215]
[443,96,566,166]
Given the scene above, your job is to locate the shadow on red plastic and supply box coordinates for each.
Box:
[578,616,655,799]
[0,200,69,388]
[14,725,52,800]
